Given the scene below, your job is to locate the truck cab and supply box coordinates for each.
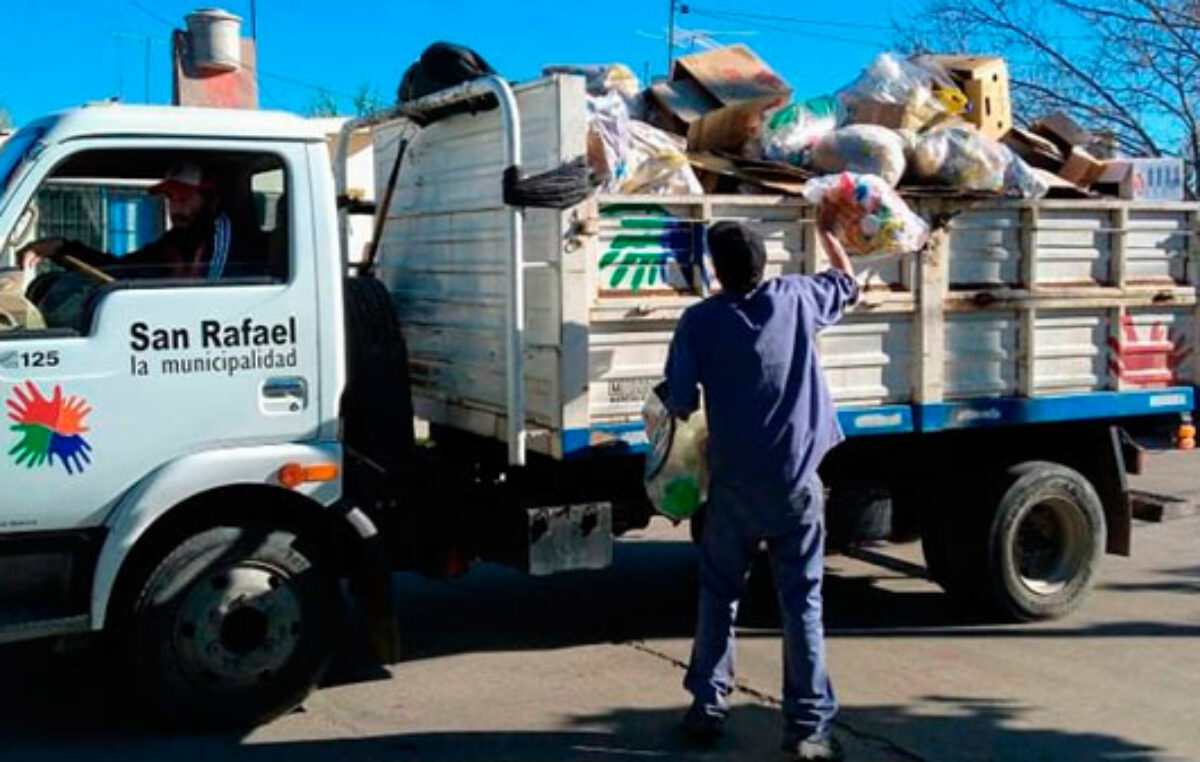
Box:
[0,105,360,725]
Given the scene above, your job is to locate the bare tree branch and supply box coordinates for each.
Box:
[902,0,1199,191]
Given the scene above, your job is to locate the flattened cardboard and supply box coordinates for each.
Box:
[688,151,810,195]
[1058,146,1105,187]
[670,44,789,105]
[1004,126,1065,171]
[1033,111,1093,154]
[649,44,790,152]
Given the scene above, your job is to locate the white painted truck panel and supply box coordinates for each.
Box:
[373,76,1200,457]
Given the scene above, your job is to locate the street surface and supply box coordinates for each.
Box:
[1,452,1197,761]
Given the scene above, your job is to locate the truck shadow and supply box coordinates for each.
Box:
[0,535,1197,750]
[1099,564,1200,595]
[0,687,1173,761]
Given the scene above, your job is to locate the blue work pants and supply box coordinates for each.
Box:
[683,478,837,737]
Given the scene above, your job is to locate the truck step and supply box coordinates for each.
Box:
[0,613,90,646]
[1131,490,1199,523]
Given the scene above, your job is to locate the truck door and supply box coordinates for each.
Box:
[0,140,322,532]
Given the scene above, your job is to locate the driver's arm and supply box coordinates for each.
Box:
[22,235,166,272]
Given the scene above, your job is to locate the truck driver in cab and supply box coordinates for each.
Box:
[18,161,263,282]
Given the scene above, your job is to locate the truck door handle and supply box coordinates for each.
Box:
[260,377,308,413]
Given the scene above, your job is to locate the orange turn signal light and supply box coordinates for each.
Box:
[279,462,340,489]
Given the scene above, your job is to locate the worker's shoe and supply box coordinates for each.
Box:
[782,728,844,761]
[680,703,726,745]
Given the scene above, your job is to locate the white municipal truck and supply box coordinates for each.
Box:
[0,74,1196,725]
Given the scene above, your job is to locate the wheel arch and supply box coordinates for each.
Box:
[91,443,365,630]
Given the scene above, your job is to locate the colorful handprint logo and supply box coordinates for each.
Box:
[5,382,93,475]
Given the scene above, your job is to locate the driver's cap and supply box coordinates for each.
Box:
[149,161,213,195]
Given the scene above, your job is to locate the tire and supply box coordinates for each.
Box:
[986,462,1105,621]
[118,524,341,728]
[827,485,892,551]
[919,500,955,589]
[343,276,415,480]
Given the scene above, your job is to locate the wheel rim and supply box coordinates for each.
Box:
[173,564,304,688]
[1013,498,1089,596]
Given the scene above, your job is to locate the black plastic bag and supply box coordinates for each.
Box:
[398,42,498,121]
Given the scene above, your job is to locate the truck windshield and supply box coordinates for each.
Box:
[0,124,48,198]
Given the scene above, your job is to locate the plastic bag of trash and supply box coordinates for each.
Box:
[545,63,640,98]
[809,125,911,187]
[619,120,704,195]
[910,126,1048,198]
[838,52,965,130]
[643,382,709,521]
[804,172,930,256]
[759,96,841,166]
[587,91,632,191]
[1003,149,1050,199]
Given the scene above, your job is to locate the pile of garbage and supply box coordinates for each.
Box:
[554,45,1185,257]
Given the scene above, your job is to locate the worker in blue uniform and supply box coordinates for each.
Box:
[664,218,857,761]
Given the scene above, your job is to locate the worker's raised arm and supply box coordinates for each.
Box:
[791,220,858,331]
[818,228,854,280]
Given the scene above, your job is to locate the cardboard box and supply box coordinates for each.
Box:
[1094,158,1185,201]
[649,45,790,151]
[1030,167,1094,199]
[1058,146,1106,187]
[1033,110,1093,154]
[930,55,1011,139]
[1004,126,1065,171]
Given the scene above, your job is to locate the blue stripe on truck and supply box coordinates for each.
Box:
[916,387,1195,432]
[561,405,914,458]
[561,388,1194,458]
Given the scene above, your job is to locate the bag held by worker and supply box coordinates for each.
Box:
[804,172,930,257]
[643,382,709,521]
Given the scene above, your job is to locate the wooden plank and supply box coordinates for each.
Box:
[914,226,949,403]
[802,216,821,276]
[1109,306,1125,391]
[944,294,1197,311]
[1020,205,1039,288]
[1111,205,1129,289]
[1019,306,1037,396]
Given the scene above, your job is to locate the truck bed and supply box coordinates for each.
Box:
[373,76,1198,460]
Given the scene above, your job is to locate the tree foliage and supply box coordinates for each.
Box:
[902,0,1200,189]
[352,82,382,117]
[305,89,340,118]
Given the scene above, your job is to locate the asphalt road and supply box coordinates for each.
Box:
[1,464,1198,761]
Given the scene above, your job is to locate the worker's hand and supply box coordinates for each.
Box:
[816,201,838,236]
[819,228,855,279]
[16,238,66,270]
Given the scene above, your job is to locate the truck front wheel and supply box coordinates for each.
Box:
[118,523,341,727]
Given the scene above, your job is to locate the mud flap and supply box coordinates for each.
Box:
[339,505,400,664]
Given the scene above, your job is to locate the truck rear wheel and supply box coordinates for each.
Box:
[343,276,415,480]
[119,524,341,727]
[922,462,1105,621]
[987,462,1105,621]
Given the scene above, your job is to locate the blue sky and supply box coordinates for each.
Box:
[0,0,902,126]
